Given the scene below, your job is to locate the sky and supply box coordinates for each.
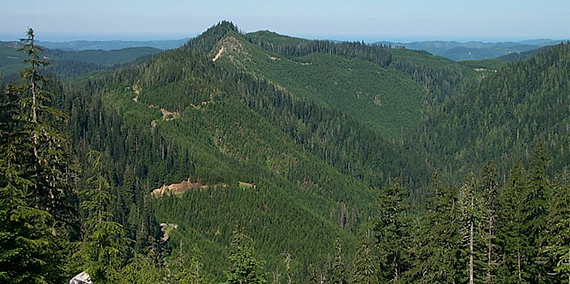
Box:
[1,0,569,42]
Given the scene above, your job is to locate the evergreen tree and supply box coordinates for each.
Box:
[374,178,411,283]
[495,162,528,283]
[18,28,74,221]
[74,151,130,284]
[523,140,552,283]
[480,162,499,283]
[119,251,166,284]
[412,172,462,283]
[0,28,73,284]
[176,254,207,284]
[350,232,376,284]
[224,232,268,284]
[331,238,347,284]
[545,169,570,283]
[458,171,483,284]
[171,245,208,284]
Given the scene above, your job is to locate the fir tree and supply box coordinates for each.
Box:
[0,28,73,284]
[523,140,552,283]
[480,162,499,283]
[331,238,347,284]
[351,232,376,284]
[224,232,268,284]
[374,178,411,283]
[119,251,166,284]
[18,28,74,221]
[74,151,130,284]
[545,169,570,283]
[495,162,528,284]
[458,171,482,284]
[412,171,462,283]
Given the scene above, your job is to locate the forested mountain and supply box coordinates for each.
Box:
[241,30,484,138]
[497,46,552,62]
[56,21,434,282]
[1,22,569,284]
[405,42,570,182]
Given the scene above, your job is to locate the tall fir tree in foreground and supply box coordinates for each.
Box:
[0,28,74,284]
[74,150,130,284]
[523,140,552,283]
[457,171,482,284]
[224,232,268,284]
[480,162,499,283]
[374,178,411,283]
[331,237,347,284]
[546,168,570,283]
[495,162,528,283]
[412,172,462,283]
[350,233,376,284]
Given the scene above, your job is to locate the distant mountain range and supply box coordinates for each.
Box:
[375,39,565,61]
[18,37,566,62]
[0,41,163,78]
[37,38,191,51]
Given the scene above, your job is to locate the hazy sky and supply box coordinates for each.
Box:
[1,0,569,42]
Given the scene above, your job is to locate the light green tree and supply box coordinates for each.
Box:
[351,232,376,284]
[119,250,166,284]
[74,151,130,284]
[224,232,268,284]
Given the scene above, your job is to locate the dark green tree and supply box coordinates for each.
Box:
[523,140,552,283]
[495,162,528,283]
[411,172,462,283]
[170,245,207,284]
[119,250,166,284]
[374,178,411,283]
[0,28,73,284]
[545,169,570,283]
[18,28,74,220]
[480,162,499,283]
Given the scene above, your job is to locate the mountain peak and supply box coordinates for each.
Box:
[183,20,241,53]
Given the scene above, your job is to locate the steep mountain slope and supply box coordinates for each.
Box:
[246,31,483,120]
[62,21,431,281]
[213,31,426,139]
[405,43,570,181]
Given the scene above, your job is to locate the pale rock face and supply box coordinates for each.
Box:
[69,272,91,284]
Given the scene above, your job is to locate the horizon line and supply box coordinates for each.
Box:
[0,32,567,44]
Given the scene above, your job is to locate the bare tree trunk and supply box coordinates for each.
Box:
[469,218,474,284]
[487,221,493,283]
[518,247,522,282]
[469,195,474,284]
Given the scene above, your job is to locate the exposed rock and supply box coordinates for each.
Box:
[69,272,91,284]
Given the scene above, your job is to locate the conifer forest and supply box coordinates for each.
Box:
[1,22,570,283]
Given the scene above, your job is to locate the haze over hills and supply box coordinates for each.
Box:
[0,41,163,78]
[37,38,191,51]
[376,38,564,61]
[2,20,570,283]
